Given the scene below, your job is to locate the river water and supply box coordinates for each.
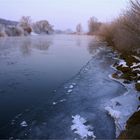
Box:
[0,35,126,139]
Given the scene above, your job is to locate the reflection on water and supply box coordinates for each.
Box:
[0,35,94,130]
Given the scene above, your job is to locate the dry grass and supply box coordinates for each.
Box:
[88,17,102,35]
[97,0,140,54]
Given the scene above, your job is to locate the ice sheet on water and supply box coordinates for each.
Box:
[20,121,28,127]
[106,74,139,137]
[105,107,121,119]
[71,115,96,139]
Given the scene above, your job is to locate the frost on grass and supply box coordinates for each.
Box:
[20,121,28,127]
[71,115,96,139]
[132,55,140,61]
[131,62,140,68]
[119,60,128,67]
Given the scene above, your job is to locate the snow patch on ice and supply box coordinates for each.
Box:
[71,115,96,139]
[72,83,76,86]
[20,121,28,127]
[60,99,66,102]
[105,107,121,119]
[53,102,57,105]
[119,60,128,67]
[69,85,74,89]
[67,89,73,94]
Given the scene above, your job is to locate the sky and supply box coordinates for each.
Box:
[0,0,129,31]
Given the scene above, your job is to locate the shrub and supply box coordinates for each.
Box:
[97,0,140,54]
[88,17,102,35]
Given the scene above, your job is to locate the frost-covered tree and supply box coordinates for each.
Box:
[18,16,32,35]
[32,20,53,34]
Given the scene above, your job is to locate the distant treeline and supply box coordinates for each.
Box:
[0,16,53,37]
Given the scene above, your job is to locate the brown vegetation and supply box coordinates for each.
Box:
[97,0,140,53]
[88,17,102,35]
[118,111,140,139]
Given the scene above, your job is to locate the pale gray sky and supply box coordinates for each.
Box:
[0,0,129,31]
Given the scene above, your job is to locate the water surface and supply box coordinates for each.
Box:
[0,35,126,139]
[0,35,93,127]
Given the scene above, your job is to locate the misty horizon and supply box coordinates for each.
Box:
[0,0,129,31]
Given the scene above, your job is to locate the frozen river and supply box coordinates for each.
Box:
[0,35,126,139]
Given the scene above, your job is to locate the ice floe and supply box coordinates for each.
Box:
[20,121,28,127]
[67,89,73,93]
[69,85,74,89]
[72,83,76,86]
[53,102,57,105]
[60,99,66,102]
[71,115,96,139]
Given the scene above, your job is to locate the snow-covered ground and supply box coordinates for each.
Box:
[106,71,139,137]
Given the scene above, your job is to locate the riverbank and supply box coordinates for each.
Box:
[105,51,140,139]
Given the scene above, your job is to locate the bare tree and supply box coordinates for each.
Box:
[76,23,82,34]
[88,17,101,35]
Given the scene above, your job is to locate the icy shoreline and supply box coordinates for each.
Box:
[105,67,139,137]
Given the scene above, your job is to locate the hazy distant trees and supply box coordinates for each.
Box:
[0,16,54,37]
[18,16,32,35]
[0,24,7,37]
[76,23,83,34]
[32,20,53,34]
[88,17,102,35]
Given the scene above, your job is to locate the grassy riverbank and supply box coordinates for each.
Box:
[95,0,140,139]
